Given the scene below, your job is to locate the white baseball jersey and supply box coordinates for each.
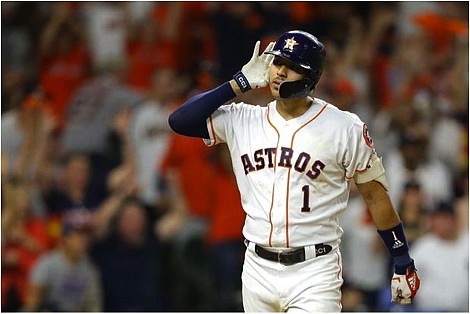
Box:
[205,97,374,248]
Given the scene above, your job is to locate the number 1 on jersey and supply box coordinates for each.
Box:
[301,185,311,212]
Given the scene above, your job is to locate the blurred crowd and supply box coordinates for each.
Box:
[1,2,468,312]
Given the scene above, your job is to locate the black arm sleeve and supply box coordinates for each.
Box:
[168,82,236,138]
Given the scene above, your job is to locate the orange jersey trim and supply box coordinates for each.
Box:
[335,251,344,310]
[344,164,370,180]
[266,105,280,247]
[208,115,217,146]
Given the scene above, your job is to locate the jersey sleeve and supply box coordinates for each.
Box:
[203,102,242,146]
[342,117,375,179]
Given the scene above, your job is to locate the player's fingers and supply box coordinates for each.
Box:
[263,41,275,54]
[265,53,274,67]
[399,298,411,305]
[251,41,261,60]
[391,289,401,302]
[260,42,275,63]
[268,41,275,50]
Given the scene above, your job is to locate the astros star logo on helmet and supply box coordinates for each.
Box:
[284,37,299,52]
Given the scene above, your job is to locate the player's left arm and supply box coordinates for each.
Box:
[355,157,420,305]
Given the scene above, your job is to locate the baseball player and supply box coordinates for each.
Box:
[168,30,420,312]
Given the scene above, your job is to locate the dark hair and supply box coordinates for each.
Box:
[432,200,455,216]
[109,197,147,233]
[60,152,90,168]
[404,181,420,191]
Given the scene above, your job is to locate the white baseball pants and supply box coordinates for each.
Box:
[242,242,343,312]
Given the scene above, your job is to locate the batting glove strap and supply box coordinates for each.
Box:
[394,255,414,275]
[233,71,251,93]
[391,263,421,305]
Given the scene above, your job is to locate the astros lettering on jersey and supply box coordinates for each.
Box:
[204,98,374,248]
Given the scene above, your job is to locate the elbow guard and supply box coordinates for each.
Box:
[354,152,389,191]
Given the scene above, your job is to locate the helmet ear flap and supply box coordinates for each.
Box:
[279,78,314,99]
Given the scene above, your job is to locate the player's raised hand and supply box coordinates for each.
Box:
[233,41,275,92]
[390,264,420,305]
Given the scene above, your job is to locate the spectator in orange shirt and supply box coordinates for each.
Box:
[207,144,245,246]
[159,132,216,222]
[38,3,90,129]
[126,14,178,93]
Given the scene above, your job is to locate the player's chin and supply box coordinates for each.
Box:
[269,84,280,98]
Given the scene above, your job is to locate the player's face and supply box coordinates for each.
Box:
[269,57,307,98]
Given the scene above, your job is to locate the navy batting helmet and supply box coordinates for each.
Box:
[265,30,326,98]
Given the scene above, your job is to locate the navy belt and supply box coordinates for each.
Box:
[252,242,332,266]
